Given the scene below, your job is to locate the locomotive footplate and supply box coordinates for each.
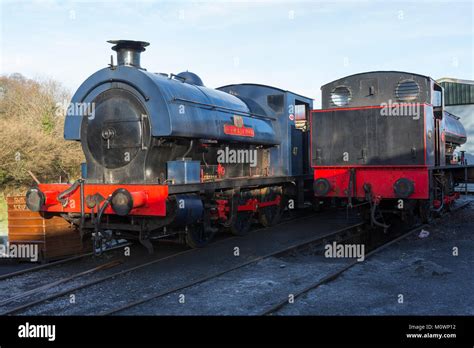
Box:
[432,165,474,184]
[167,174,312,194]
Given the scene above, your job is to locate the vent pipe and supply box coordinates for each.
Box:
[107,40,149,68]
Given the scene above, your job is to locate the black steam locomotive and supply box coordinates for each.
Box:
[26,40,314,251]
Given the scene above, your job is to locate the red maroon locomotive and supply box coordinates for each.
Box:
[311,71,472,227]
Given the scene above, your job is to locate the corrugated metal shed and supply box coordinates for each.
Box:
[438,77,474,106]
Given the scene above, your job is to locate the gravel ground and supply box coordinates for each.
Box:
[118,254,349,315]
[277,198,474,315]
[0,242,186,313]
[3,198,472,316]
[118,198,473,316]
[14,210,360,315]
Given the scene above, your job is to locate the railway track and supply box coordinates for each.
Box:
[0,209,323,315]
[259,224,427,315]
[0,260,123,309]
[100,221,366,315]
[0,241,132,281]
[0,242,202,315]
[3,201,467,316]
[101,200,471,316]
[259,200,472,315]
[0,241,134,310]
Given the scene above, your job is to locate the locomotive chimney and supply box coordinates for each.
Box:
[107,40,150,68]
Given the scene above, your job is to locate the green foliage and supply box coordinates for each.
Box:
[0,73,84,193]
[0,195,7,236]
[0,169,9,186]
[41,111,55,134]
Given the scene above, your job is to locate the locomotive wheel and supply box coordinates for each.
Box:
[229,193,254,236]
[419,201,433,224]
[258,194,282,227]
[312,198,323,212]
[185,224,213,248]
[230,211,253,236]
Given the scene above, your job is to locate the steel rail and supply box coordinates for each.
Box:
[260,199,472,315]
[104,200,471,316]
[1,212,320,315]
[0,242,131,282]
[0,260,122,311]
[260,224,426,315]
[100,222,365,316]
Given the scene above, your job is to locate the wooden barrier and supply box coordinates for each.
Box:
[7,196,91,261]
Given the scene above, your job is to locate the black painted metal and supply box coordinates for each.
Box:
[321,71,435,109]
[167,175,312,195]
[312,108,425,166]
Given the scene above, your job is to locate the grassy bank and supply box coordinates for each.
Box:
[0,195,7,236]
[0,188,26,237]
[0,74,84,237]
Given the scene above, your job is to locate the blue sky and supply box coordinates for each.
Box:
[1,0,473,107]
